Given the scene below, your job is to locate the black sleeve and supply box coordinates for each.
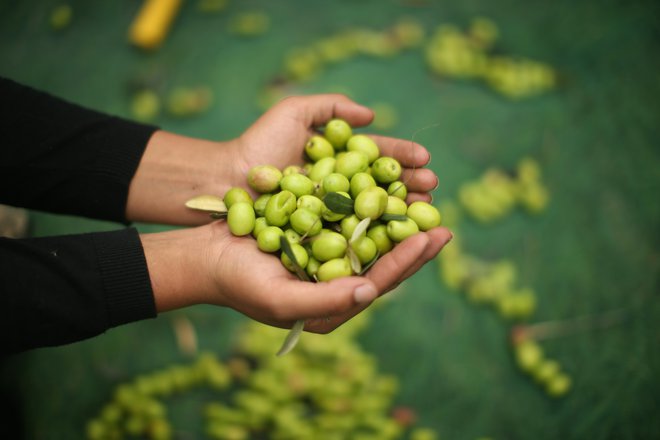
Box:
[0,228,156,355]
[0,76,158,223]
[0,77,159,354]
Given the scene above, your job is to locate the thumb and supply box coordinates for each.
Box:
[274,275,379,320]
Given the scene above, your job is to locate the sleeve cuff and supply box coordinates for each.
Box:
[93,228,157,327]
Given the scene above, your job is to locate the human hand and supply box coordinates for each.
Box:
[142,220,452,334]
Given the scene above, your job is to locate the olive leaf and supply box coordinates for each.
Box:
[276,236,312,357]
[276,319,305,357]
[380,213,408,222]
[349,217,371,244]
[184,194,227,213]
[358,251,380,275]
[323,192,354,215]
[346,246,362,274]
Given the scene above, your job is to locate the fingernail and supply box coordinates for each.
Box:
[426,153,432,165]
[353,284,378,304]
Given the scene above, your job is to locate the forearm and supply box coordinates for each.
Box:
[125,131,242,225]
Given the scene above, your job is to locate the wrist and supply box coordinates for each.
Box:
[126,131,241,225]
[141,224,220,313]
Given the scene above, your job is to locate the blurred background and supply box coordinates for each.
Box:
[1,0,658,439]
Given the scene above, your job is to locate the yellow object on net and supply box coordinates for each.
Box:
[129,0,183,50]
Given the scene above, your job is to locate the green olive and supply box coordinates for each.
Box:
[296,194,324,215]
[349,172,377,199]
[284,228,301,244]
[224,187,253,208]
[264,190,297,226]
[306,256,321,277]
[253,194,271,217]
[324,119,352,149]
[257,226,284,253]
[311,231,347,262]
[283,164,306,176]
[346,134,380,164]
[387,181,407,199]
[316,257,353,281]
[323,173,350,194]
[371,157,402,184]
[307,156,336,182]
[406,201,442,231]
[354,186,388,220]
[335,151,369,179]
[339,214,360,240]
[289,208,322,237]
[281,243,309,271]
[247,165,282,193]
[386,217,419,242]
[305,135,334,162]
[252,216,269,238]
[367,224,394,254]
[350,236,378,264]
[384,196,408,216]
[280,174,315,198]
[227,202,256,236]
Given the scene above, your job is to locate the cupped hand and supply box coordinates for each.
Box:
[230,94,438,203]
[190,221,452,333]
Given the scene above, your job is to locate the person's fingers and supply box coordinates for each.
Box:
[280,94,375,129]
[364,232,431,294]
[399,167,439,194]
[405,192,433,204]
[265,276,379,322]
[369,134,431,168]
[395,227,453,282]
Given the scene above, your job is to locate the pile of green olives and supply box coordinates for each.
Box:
[198,118,441,281]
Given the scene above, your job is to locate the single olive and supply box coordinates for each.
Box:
[252,216,269,238]
[284,228,301,244]
[335,151,369,179]
[257,226,284,253]
[354,186,388,220]
[367,224,394,254]
[324,119,352,149]
[253,194,271,217]
[350,236,378,264]
[316,257,353,281]
[280,174,315,198]
[406,201,442,231]
[224,187,253,208]
[247,165,282,193]
[349,172,377,199]
[307,156,336,182]
[311,231,347,262]
[323,173,350,194]
[346,134,380,164]
[387,181,408,199]
[281,243,309,271]
[227,202,256,236]
[289,208,322,236]
[371,157,402,184]
[283,164,306,176]
[296,194,324,215]
[386,217,419,242]
[384,196,408,216]
[339,214,361,240]
[306,256,321,278]
[305,135,334,162]
[264,190,296,226]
